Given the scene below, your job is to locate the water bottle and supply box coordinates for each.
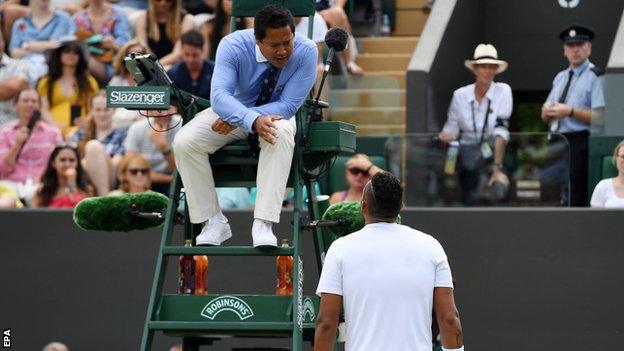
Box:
[380,14,391,36]
[444,141,459,175]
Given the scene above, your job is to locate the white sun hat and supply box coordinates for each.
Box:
[464,43,508,74]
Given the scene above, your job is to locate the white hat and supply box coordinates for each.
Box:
[464,43,508,74]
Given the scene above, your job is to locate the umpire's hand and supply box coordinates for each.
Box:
[253,115,282,144]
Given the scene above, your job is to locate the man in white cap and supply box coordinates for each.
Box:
[540,24,601,206]
[439,43,512,205]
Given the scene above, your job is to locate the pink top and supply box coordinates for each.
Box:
[0,122,62,183]
[47,192,86,208]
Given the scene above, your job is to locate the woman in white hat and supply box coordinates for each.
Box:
[439,43,513,205]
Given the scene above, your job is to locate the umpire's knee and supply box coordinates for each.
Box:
[274,119,296,147]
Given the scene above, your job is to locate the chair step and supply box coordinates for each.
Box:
[149,321,294,331]
[163,246,295,256]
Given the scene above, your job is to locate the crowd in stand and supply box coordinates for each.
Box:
[0,0,364,209]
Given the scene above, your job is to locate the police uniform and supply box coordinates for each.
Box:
[543,25,602,206]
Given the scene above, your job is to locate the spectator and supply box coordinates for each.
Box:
[125,107,181,194]
[8,0,76,81]
[0,88,61,203]
[0,27,30,128]
[0,181,24,207]
[167,29,215,101]
[72,90,126,195]
[37,39,98,137]
[315,0,363,75]
[329,153,382,204]
[541,25,602,207]
[109,38,150,129]
[134,0,195,67]
[590,140,624,208]
[32,143,93,208]
[200,0,251,60]
[1,0,28,45]
[110,153,151,195]
[73,0,131,83]
[439,43,512,205]
[42,342,69,351]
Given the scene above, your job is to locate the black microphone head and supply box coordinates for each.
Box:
[325,27,349,52]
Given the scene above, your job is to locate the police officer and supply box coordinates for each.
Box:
[541,24,602,206]
[440,43,512,205]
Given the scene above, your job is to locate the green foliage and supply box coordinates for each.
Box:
[73,192,169,232]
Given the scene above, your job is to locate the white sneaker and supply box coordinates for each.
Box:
[196,213,232,246]
[251,219,278,248]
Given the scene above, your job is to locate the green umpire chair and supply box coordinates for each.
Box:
[136,1,356,351]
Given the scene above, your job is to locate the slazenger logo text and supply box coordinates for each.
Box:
[109,91,166,105]
[200,296,254,320]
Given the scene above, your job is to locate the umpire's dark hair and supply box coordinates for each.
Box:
[180,29,205,49]
[254,4,295,40]
[368,172,403,218]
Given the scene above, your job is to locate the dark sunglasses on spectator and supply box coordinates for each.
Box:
[348,167,369,176]
[62,47,82,54]
[128,168,149,176]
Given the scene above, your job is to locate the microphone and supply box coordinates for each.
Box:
[323,27,349,74]
[321,201,401,237]
[15,110,41,161]
[307,27,349,125]
[73,192,169,231]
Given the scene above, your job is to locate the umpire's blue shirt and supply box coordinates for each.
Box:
[210,28,318,133]
[545,59,601,133]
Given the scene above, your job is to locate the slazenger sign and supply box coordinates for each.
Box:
[106,86,170,109]
[200,296,255,320]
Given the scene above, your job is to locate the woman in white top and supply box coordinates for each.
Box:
[590,140,624,208]
[439,43,513,205]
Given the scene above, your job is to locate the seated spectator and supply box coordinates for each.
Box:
[0,181,24,208]
[216,187,250,209]
[42,341,69,351]
[0,27,30,128]
[591,140,624,208]
[167,30,215,101]
[110,153,152,195]
[8,0,76,81]
[37,39,98,137]
[329,153,382,204]
[72,90,126,195]
[315,0,363,75]
[73,0,131,83]
[1,0,28,45]
[0,88,61,203]
[134,0,194,67]
[32,143,94,208]
[200,0,251,60]
[124,107,181,194]
[109,38,150,129]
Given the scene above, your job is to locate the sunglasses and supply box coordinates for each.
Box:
[348,167,369,177]
[128,168,149,176]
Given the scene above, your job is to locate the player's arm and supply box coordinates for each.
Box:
[314,293,342,351]
[434,287,464,350]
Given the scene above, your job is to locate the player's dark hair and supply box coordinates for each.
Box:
[368,172,403,219]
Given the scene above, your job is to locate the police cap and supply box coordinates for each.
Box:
[559,24,594,44]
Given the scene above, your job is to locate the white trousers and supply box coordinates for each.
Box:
[172,108,296,224]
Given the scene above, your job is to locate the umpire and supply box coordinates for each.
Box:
[541,24,602,206]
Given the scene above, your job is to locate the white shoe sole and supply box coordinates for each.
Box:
[196,229,232,246]
[252,236,277,248]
